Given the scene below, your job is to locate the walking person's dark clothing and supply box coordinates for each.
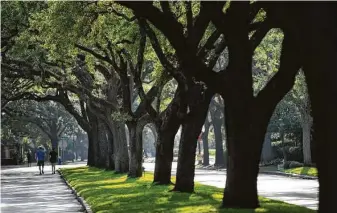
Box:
[49,148,58,174]
[26,151,32,167]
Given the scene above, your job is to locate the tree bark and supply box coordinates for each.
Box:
[153,124,179,184]
[261,132,273,163]
[96,120,108,168]
[202,119,210,166]
[112,122,129,173]
[106,125,115,170]
[153,90,182,185]
[301,5,337,211]
[302,111,312,165]
[127,117,148,178]
[197,139,202,165]
[87,124,98,167]
[173,89,212,193]
[127,122,140,177]
[51,138,59,150]
[213,118,225,167]
[222,18,302,208]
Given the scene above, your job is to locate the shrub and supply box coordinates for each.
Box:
[272,143,303,163]
[283,161,304,169]
[287,147,303,162]
[288,161,304,169]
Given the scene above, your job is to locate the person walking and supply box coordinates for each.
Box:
[26,150,32,167]
[49,148,58,174]
[35,146,45,175]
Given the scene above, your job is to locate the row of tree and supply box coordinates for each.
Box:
[1,2,336,212]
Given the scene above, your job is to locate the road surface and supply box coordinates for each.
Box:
[143,162,318,210]
[1,163,84,213]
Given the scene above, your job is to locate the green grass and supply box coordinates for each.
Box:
[209,149,215,156]
[60,167,314,213]
[284,167,318,177]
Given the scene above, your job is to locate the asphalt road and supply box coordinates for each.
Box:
[1,163,84,213]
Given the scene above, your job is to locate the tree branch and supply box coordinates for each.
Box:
[75,43,112,64]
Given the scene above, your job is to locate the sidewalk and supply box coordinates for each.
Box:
[1,164,84,213]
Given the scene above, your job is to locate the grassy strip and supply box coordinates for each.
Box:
[209,149,215,156]
[60,166,314,213]
[284,167,318,177]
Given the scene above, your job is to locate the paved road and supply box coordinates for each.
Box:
[1,163,84,213]
[143,162,318,210]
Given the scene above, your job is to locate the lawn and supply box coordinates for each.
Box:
[60,167,315,213]
[284,167,318,177]
[209,149,215,156]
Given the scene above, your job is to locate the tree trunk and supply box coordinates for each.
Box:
[153,125,179,184]
[153,90,182,185]
[202,120,210,166]
[213,118,225,167]
[280,129,287,163]
[51,138,58,150]
[106,125,115,170]
[127,119,146,178]
[261,132,273,164]
[127,122,139,177]
[173,89,212,193]
[301,5,337,211]
[302,113,312,165]
[222,8,261,207]
[112,122,129,173]
[197,139,202,165]
[87,123,98,167]
[223,102,266,209]
[96,120,108,168]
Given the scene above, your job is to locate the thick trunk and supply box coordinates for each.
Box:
[213,118,225,167]
[153,126,179,184]
[87,123,98,167]
[51,138,58,150]
[220,5,262,208]
[223,103,266,209]
[127,119,146,178]
[112,122,129,173]
[301,6,337,211]
[222,26,302,209]
[261,132,273,163]
[106,125,115,170]
[153,91,182,185]
[302,114,312,165]
[202,120,210,166]
[173,90,212,193]
[96,120,108,168]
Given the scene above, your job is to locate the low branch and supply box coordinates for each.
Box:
[75,43,112,64]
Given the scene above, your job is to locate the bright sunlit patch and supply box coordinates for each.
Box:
[60,167,314,213]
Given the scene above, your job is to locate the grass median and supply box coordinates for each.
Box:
[60,166,314,213]
[284,167,318,177]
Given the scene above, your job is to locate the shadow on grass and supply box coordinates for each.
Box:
[61,167,315,213]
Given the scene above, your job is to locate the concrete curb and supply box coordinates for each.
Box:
[259,170,318,180]
[57,169,93,213]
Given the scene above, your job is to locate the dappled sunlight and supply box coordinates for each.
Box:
[60,167,315,213]
[284,167,317,177]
